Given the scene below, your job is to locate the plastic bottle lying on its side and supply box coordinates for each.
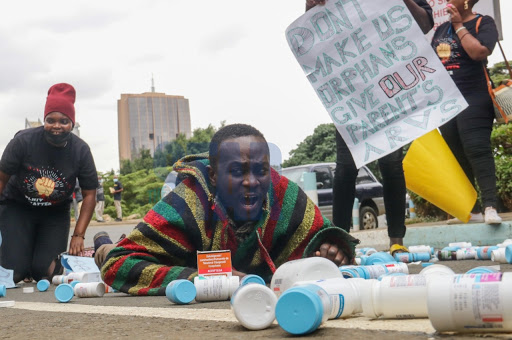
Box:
[427,272,512,333]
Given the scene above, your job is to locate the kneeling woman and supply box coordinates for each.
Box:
[0,83,98,283]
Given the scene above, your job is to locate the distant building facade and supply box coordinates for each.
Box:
[118,91,191,162]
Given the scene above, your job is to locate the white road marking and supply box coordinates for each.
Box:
[13,302,436,333]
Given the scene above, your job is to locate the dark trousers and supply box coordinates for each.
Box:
[333,131,406,238]
[439,93,497,212]
[0,203,70,283]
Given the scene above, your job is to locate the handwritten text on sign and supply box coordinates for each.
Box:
[286,0,467,167]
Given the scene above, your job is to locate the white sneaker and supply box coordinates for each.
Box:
[485,207,502,225]
[447,212,484,225]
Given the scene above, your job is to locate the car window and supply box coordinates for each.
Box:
[281,167,308,189]
[313,167,332,189]
[356,167,374,184]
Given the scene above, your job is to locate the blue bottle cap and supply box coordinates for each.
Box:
[505,244,512,264]
[356,266,370,279]
[413,252,432,262]
[366,252,396,265]
[340,268,359,278]
[37,279,50,292]
[275,286,324,335]
[240,274,265,286]
[70,281,81,288]
[421,262,434,267]
[359,255,368,265]
[466,266,500,275]
[0,284,6,297]
[166,280,196,304]
[55,283,74,303]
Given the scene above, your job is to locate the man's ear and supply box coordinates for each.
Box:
[207,165,216,187]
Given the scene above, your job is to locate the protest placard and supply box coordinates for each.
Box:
[286,0,468,168]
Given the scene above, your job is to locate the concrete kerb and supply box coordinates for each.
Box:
[353,221,512,251]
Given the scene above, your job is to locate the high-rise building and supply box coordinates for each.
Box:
[117,87,191,162]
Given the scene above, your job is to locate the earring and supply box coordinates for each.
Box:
[464,0,469,10]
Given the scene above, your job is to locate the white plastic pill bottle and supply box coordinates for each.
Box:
[361,274,430,319]
[427,272,512,333]
[275,284,331,335]
[74,282,106,298]
[230,283,277,330]
[194,275,239,302]
[293,277,370,319]
[270,257,342,298]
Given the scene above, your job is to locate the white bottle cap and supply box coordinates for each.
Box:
[231,284,277,330]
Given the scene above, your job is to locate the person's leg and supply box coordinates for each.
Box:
[332,131,359,233]
[94,244,117,269]
[377,148,406,245]
[439,116,481,213]
[31,206,70,281]
[95,201,104,221]
[114,200,122,219]
[0,204,37,283]
[455,98,498,212]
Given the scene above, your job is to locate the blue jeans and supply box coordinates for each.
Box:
[333,131,406,238]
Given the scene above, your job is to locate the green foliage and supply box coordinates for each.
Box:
[283,124,337,167]
[489,61,512,86]
[496,155,512,211]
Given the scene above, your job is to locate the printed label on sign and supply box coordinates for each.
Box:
[197,250,232,277]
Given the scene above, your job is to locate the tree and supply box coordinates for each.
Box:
[489,60,512,86]
[283,124,337,167]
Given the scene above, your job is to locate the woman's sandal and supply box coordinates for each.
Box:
[390,244,409,256]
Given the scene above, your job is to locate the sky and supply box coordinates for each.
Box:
[0,0,510,173]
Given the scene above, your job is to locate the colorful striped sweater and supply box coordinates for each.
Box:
[101,154,359,295]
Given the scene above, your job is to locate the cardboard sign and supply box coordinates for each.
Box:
[197,250,232,277]
[286,0,468,168]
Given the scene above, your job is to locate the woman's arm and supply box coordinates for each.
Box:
[68,188,96,255]
[403,0,433,34]
[449,7,492,61]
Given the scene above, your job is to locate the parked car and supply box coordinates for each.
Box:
[281,163,384,230]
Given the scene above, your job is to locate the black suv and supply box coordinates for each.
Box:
[281,163,384,230]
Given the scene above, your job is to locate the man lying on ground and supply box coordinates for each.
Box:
[95,124,358,295]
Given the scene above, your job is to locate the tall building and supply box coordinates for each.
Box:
[117,86,191,162]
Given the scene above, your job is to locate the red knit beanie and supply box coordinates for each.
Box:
[44,83,76,125]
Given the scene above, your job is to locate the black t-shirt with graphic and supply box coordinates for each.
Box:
[0,126,98,209]
[431,15,498,95]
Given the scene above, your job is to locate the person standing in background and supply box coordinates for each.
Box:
[432,0,501,224]
[95,176,105,222]
[112,175,123,222]
[304,0,434,255]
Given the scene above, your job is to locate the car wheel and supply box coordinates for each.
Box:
[360,206,378,230]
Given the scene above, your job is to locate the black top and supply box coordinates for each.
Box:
[113,181,123,201]
[0,126,98,208]
[431,15,498,95]
[414,0,434,29]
